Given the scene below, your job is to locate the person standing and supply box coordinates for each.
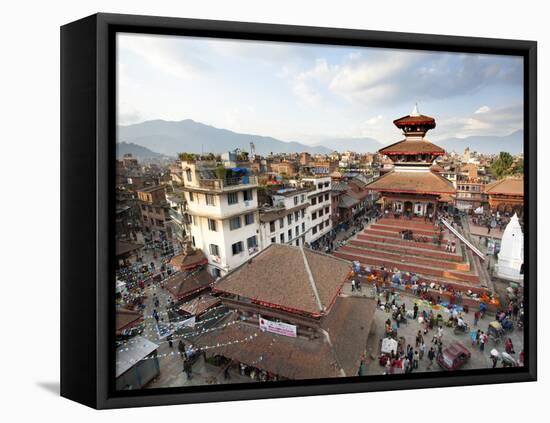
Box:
[505,338,515,354]
[479,331,486,352]
[415,331,423,348]
[413,351,419,370]
[178,339,186,359]
[413,303,419,320]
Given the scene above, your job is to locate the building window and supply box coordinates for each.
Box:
[296,239,300,246]
[295,225,299,236]
[312,197,317,205]
[294,196,298,205]
[325,206,329,214]
[312,226,318,234]
[243,190,253,201]
[192,236,196,246]
[294,211,299,221]
[247,235,258,252]
[301,209,305,218]
[300,194,305,203]
[279,218,284,229]
[228,192,238,205]
[208,219,217,231]
[209,244,220,257]
[312,212,317,220]
[319,209,324,217]
[186,169,192,182]
[318,183,323,189]
[229,216,241,230]
[188,192,194,202]
[280,233,285,243]
[287,214,293,224]
[302,222,305,232]
[324,182,329,188]
[288,229,292,239]
[271,237,276,243]
[231,241,244,255]
[325,193,329,201]
[269,221,276,233]
[205,194,216,206]
[244,213,254,225]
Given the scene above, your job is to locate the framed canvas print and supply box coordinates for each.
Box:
[60,13,537,409]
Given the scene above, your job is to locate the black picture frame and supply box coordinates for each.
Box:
[60,12,537,409]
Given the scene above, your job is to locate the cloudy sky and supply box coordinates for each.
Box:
[117,33,523,145]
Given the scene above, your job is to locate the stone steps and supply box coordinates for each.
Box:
[375,217,438,231]
[339,245,470,271]
[333,250,480,284]
[358,233,448,252]
[348,238,463,262]
[370,223,440,237]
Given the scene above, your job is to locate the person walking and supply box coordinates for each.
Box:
[413,351,419,369]
[427,347,435,369]
[474,310,480,327]
[436,340,443,356]
[183,358,193,380]
[479,331,486,352]
[419,342,426,360]
[413,303,419,320]
[436,325,444,344]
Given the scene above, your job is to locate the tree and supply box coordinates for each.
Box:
[178,152,196,162]
[215,165,227,180]
[513,158,524,175]
[490,151,514,179]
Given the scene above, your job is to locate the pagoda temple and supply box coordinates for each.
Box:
[368,106,455,217]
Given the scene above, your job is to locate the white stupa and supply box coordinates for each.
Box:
[496,213,524,282]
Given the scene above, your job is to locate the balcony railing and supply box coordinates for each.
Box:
[198,175,258,190]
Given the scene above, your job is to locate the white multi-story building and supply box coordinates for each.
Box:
[301,176,332,245]
[258,186,312,249]
[180,160,260,278]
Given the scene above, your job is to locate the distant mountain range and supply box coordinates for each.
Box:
[117,119,524,158]
[309,137,382,154]
[116,142,167,160]
[437,130,524,155]
[118,119,332,156]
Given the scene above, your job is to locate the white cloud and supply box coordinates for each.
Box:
[435,104,523,139]
[118,33,211,80]
[292,81,322,106]
[329,51,417,102]
[365,115,383,125]
[475,105,491,114]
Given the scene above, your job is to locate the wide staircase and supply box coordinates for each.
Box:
[334,216,484,290]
